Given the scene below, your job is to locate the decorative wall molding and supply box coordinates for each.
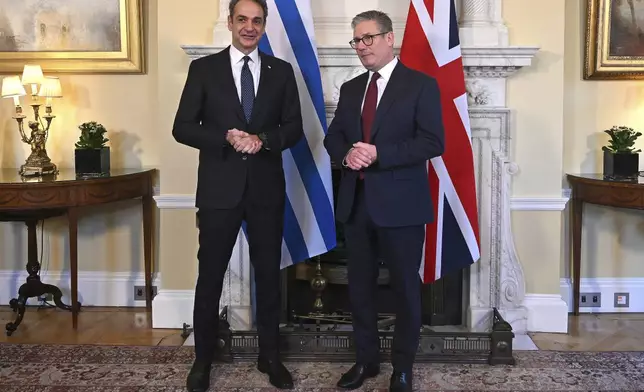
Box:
[153,194,195,209]
[561,278,644,313]
[0,271,161,308]
[510,196,570,211]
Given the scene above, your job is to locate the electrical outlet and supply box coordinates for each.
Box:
[580,292,601,307]
[134,285,157,300]
[614,292,629,308]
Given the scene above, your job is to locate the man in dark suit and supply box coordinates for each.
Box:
[323,10,445,392]
[172,0,303,390]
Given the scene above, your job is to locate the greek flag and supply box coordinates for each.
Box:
[257,0,336,268]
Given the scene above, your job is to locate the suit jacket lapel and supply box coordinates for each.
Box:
[370,61,406,141]
[220,46,246,123]
[352,72,369,141]
[249,52,271,127]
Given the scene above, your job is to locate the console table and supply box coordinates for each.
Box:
[566,173,644,315]
[0,168,155,335]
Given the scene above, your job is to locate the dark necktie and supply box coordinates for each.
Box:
[241,56,254,123]
[360,72,380,179]
[361,72,380,143]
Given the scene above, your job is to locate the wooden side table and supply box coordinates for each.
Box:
[0,168,156,335]
[566,173,644,315]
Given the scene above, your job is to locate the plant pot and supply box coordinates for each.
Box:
[75,147,110,177]
[603,150,639,177]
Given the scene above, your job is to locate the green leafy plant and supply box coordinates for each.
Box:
[75,121,109,149]
[602,125,642,154]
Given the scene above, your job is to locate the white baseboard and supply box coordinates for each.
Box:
[560,278,644,313]
[0,270,160,307]
[521,294,568,333]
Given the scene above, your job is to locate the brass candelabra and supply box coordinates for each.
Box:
[14,98,58,176]
[1,65,62,177]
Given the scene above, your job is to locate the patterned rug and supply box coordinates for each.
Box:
[1,344,643,391]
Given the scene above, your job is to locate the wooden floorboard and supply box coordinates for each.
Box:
[1,306,643,351]
[529,313,644,351]
[0,306,186,346]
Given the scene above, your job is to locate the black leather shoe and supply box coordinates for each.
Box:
[336,363,380,389]
[389,371,413,392]
[186,360,211,392]
[257,357,294,389]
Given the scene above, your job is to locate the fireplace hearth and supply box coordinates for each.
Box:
[285,260,464,327]
[182,305,515,365]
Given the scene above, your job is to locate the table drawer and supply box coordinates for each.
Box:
[79,178,145,205]
[0,187,73,208]
[577,183,644,209]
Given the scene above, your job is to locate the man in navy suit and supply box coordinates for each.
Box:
[172,0,303,390]
[323,10,445,392]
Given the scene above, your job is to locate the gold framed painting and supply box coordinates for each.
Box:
[0,0,144,74]
[584,0,644,80]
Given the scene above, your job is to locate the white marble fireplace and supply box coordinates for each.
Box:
[163,0,566,336]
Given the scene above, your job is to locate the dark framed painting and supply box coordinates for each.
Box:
[584,0,644,80]
[0,0,144,74]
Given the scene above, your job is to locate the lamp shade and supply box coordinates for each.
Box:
[39,76,62,98]
[1,76,26,98]
[21,64,44,85]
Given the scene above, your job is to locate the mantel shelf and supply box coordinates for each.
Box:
[180,45,539,76]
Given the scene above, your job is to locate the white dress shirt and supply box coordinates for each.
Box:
[361,56,398,111]
[343,57,399,168]
[230,45,261,102]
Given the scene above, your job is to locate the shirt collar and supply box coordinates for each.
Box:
[370,56,398,82]
[230,45,259,65]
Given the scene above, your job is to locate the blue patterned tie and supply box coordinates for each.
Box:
[240,56,254,123]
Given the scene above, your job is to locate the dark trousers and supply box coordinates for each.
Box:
[344,182,424,373]
[192,183,284,363]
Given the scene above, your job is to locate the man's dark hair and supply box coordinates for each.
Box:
[229,0,268,22]
[351,10,393,33]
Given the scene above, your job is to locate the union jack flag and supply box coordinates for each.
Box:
[400,0,481,283]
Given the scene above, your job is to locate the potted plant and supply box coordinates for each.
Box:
[74,121,110,176]
[602,125,642,178]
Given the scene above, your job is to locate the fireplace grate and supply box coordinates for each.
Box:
[204,307,515,365]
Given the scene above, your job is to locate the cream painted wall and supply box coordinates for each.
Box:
[503,0,566,295]
[156,0,218,290]
[0,0,159,275]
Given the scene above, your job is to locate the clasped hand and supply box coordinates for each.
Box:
[345,142,377,171]
[227,129,262,154]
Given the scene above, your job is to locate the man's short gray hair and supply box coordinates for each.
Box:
[228,0,268,22]
[351,10,393,33]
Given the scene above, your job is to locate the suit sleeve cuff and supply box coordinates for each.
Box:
[342,147,354,168]
[258,132,271,151]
